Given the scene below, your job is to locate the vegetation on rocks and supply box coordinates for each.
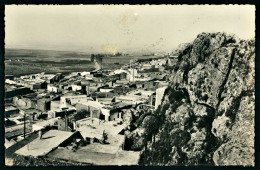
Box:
[128,32,255,166]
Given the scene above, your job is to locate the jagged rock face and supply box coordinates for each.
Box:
[213,95,255,166]
[173,43,192,56]
[136,32,254,166]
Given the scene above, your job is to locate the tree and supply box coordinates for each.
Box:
[73,110,90,121]
[101,130,108,144]
[142,115,160,149]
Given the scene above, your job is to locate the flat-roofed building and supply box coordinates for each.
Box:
[100,88,114,93]
[140,90,155,97]
[5,75,14,80]
[13,95,37,109]
[60,94,88,108]
[47,84,60,93]
[42,74,56,84]
[20,108,42,121]
[71,84,82,92]
[5,84,32,98]
[5,106,20,118]
[54,73,63,82]
[32,117,61,132]
[50,101,60,111]
[15,130,84,157]
[37,97,51,112]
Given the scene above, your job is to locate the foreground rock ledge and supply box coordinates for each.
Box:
[134,32,254,166]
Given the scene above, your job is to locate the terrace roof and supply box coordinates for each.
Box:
[15,130,77,157]
[5,106,19,112]
[76,118,127,137]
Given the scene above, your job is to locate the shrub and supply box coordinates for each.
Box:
[169,90,185,103]
[201,94,209,102]
[101,131,108,144]
[74,110,90,121]
[195,90,203,99]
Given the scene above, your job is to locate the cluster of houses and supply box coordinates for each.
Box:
[5,56,175,165]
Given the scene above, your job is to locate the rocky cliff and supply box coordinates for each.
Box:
[131,32,255,166]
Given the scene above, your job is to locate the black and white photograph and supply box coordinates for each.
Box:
[4,5,255,166]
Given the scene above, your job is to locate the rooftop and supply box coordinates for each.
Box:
[116,94,143,104]
[62,92,84,97]
[79,143,120,154]
[47,147,140,165]
[156,86,168,92]
[5,84,28,92]
[32,117,61,130]
[141,90,156,96]
[76,117,127,137]
[5,106,19,112]
[15,130,76,157]
[20,108,41,114]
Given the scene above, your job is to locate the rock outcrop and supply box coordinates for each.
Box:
[135,32,255,166]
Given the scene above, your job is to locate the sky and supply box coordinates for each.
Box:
[5,5,255,54]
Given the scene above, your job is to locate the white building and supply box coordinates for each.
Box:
[71,84,82,91]
[114,69,128,75]
[100,88,114,93]
[78,101,124,122]
[47,84,60,93]
[142,63,152,70]
[128,68,138,82]
[81,71,91,76]
[134,77,151,82]
[85,74,94,80]
[157,58,167,66]
[50,101,60,111]
[155,86,168,109]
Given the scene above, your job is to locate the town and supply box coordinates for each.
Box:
[5,54,178,165]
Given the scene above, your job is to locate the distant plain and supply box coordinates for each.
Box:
[5,49,158,76]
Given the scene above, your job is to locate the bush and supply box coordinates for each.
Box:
[195,90,203,99]
[201,94,209,102]
[169,89,186,103]
[101,131,108,144]
[74,110,90,121]
[162,103,170,115]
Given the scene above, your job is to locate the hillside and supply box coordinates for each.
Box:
[128,32,255,166]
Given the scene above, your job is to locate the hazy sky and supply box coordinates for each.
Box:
[5,5,255,54]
